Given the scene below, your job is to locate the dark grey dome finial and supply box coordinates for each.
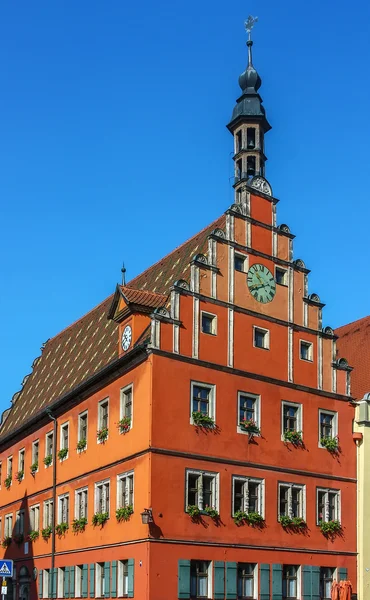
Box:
[239,15,261,93]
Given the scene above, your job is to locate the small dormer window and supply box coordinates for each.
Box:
[247,156,256,177]
[247,128,256,149]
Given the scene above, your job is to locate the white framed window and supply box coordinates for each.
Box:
[0,518,2,539]
[45,431,54,462]
[319,410,338,446]
[15,510,25,535]
[190,381,216,425]
[0,462,2,488]
[18,449,25,476]
[279,483,305,520]
[237,563,258,599]
[78,411,88,450]
[190,561,212,599]
[95,480,110,515]
[75,487,88,520]
[281,401,302,438]
[60,422,69,456]
[58,493,69,524]
[32,440,39,470]
[117,560,128,597]
[282,565,300,600]
[120,385,133,430]
[75,565,83,599]
[97,399,109,440]
[29,504,40,531]
[320,567,336,600]
[201,312,217,335]
[43,570,50,599]
[234,253,248,273]
[237,392,260,434]
[4,514,12,538]
[300,340,313,361]
[95,563,105,598]
[57,568,65,599]
[232,476,264,517]
[317,488,340,524]
[43,499,53,528]
[275,266,288,286]
[7,456,13,477]
[117,471,134,509]
[253,326,270,350]
[185,469,219,512]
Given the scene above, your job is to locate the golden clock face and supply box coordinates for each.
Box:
[247,263,276,303]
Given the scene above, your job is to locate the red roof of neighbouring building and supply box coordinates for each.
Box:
[336,315,370,400]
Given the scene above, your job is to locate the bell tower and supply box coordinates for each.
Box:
[227,16,271,202]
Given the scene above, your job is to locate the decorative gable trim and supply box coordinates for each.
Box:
[108,286,167,323]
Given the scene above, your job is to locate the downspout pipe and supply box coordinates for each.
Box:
[45,408,57,598]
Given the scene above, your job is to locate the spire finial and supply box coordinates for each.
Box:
[121,262,126,286]
[244,15,258,65]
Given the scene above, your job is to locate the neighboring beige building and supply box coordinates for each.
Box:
[337,315,370,600]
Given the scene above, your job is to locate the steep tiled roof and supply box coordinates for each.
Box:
[1,213,225,440]
[336,315,370,400]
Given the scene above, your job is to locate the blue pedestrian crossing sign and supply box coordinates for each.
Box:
[0,561,13,577]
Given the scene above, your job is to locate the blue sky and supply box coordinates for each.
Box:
[1,0,370,411]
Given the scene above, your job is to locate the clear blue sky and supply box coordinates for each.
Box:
[1,0,370,412]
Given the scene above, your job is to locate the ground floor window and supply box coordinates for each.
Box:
[190,561,210,599]
[237,563,255,599]
[282,565,299,600]
[320,567,335,600]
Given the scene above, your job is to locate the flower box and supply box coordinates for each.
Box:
[187,505,201,519]
[43,455,53,467]
[319,520,341,536]
[97,428,108,443]
[55,522,69,536]
[320,436,339,452]
[29,530,39,542]
[240,419,261,435]
[117,417,131,433]
[283,430,303,446]
[41,526,53,540]
[72,517,88,533]
[192,411,215,428]
[77,439,87,451]
[92,512,109,527]
[58,448,68,461]
[203,506,219,519]
[30,462,38,475]
[4,476,12,489]
[116,505,134,522]
[280,515,307,529]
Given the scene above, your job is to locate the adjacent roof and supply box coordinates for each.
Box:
[1,213,225,440]
[336,315,370,400]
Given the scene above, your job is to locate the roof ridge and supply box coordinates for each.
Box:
[127,214,223,289]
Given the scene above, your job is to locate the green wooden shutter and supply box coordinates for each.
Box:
[104,562,110,598]
[64,567,70,599]
[127,559,134,599]
[51,568,57,599]
[260,564,270,600]
[338,568,347,582]
[311,566,320,600]
[272,564,282,600]
[70,567,75,598]
[178,560,191,599]
[214,561,225,599]
[39,570,43,599]
[225,562,237,599]
[302,566,312,600]
[89,565,95,599]
[111,561,117,599]
[82,565,88,599]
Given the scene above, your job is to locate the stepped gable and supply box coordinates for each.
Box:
[0,296,119,438]
[127,214,226,294]
[0,213,225,441]
[336,315,370,400]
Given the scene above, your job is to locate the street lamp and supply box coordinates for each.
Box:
[140,508,153,524]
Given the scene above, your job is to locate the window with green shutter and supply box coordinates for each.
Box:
[39,570,43,599]
[70,567,75,598]
[104,563,110,598]
[178,560,191,599]
[302,566,312,600]
[82,565,88,599]
[127,559,134,599]
[214,562,225,599]
[111,562,117,599]
[64,567,70,599]
[89,565,95,599]
[260,564,270,600]
[225,562,237,600]
[272,564,282,600]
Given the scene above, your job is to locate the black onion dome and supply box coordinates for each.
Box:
[238,41,262,92]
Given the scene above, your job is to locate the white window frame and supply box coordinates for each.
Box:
[237,563,258,600]
[58,493,69,524]
[300,340,313,362]
[4,514,12,538]
[234,253,248,273]
[190,560,213,599]
[237,392,261,435]
[95,480,110,516]
[200,311,217,336]
[190,381,216,425]
[232,476,264,517]
[316,488,341,524]
[43,499,53,528]
[60,422,69,456]
[282,565,301,600]
[32,440,39,471]
[120,384,133,430]
[45,431,54,463]
[18,448,25,476]
[318,409,338,448]
[117,560,129,597]
[43,570,50,599]
[253,326,270,350]
[78,410,88,451]
[15,510,25,535]
[281,401,303,440]
[29,504,40,531]
[95,563,105,598]
[7,456,13,478]
[185,469,219,512]
[57,568,65,599]
[97,399,109,442]
[278,482,306,520]
[117,471,134,509]
[75,487,88,520]
[275,266,288,286]
[75,565,83,599]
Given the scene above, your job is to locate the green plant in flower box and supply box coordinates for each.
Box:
[240,419,261,435]
[203,505,219,519]
[43,455,52,467]
[4,475,12,489]
[92,512,109,527]
[118,417,131,433]
[187,505,201,519]
[30,462,38,475]
[116,505,134,522]
[29,530,39,542]
[2,537,11,548]
[245,512,264,526]
[72,517,88,533]
[42,526,53,540]
[192,411,215,428]
[77,439,87,451]
[233,510,248,525]
[320,436,339,453]
[283,430,303,446]
[319,520,341,535]
[15,470,24,483]
[58,448,68,461]
[97,428,108,443]
[55,522,69,536]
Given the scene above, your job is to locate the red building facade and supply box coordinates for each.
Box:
[0,23,356,600]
